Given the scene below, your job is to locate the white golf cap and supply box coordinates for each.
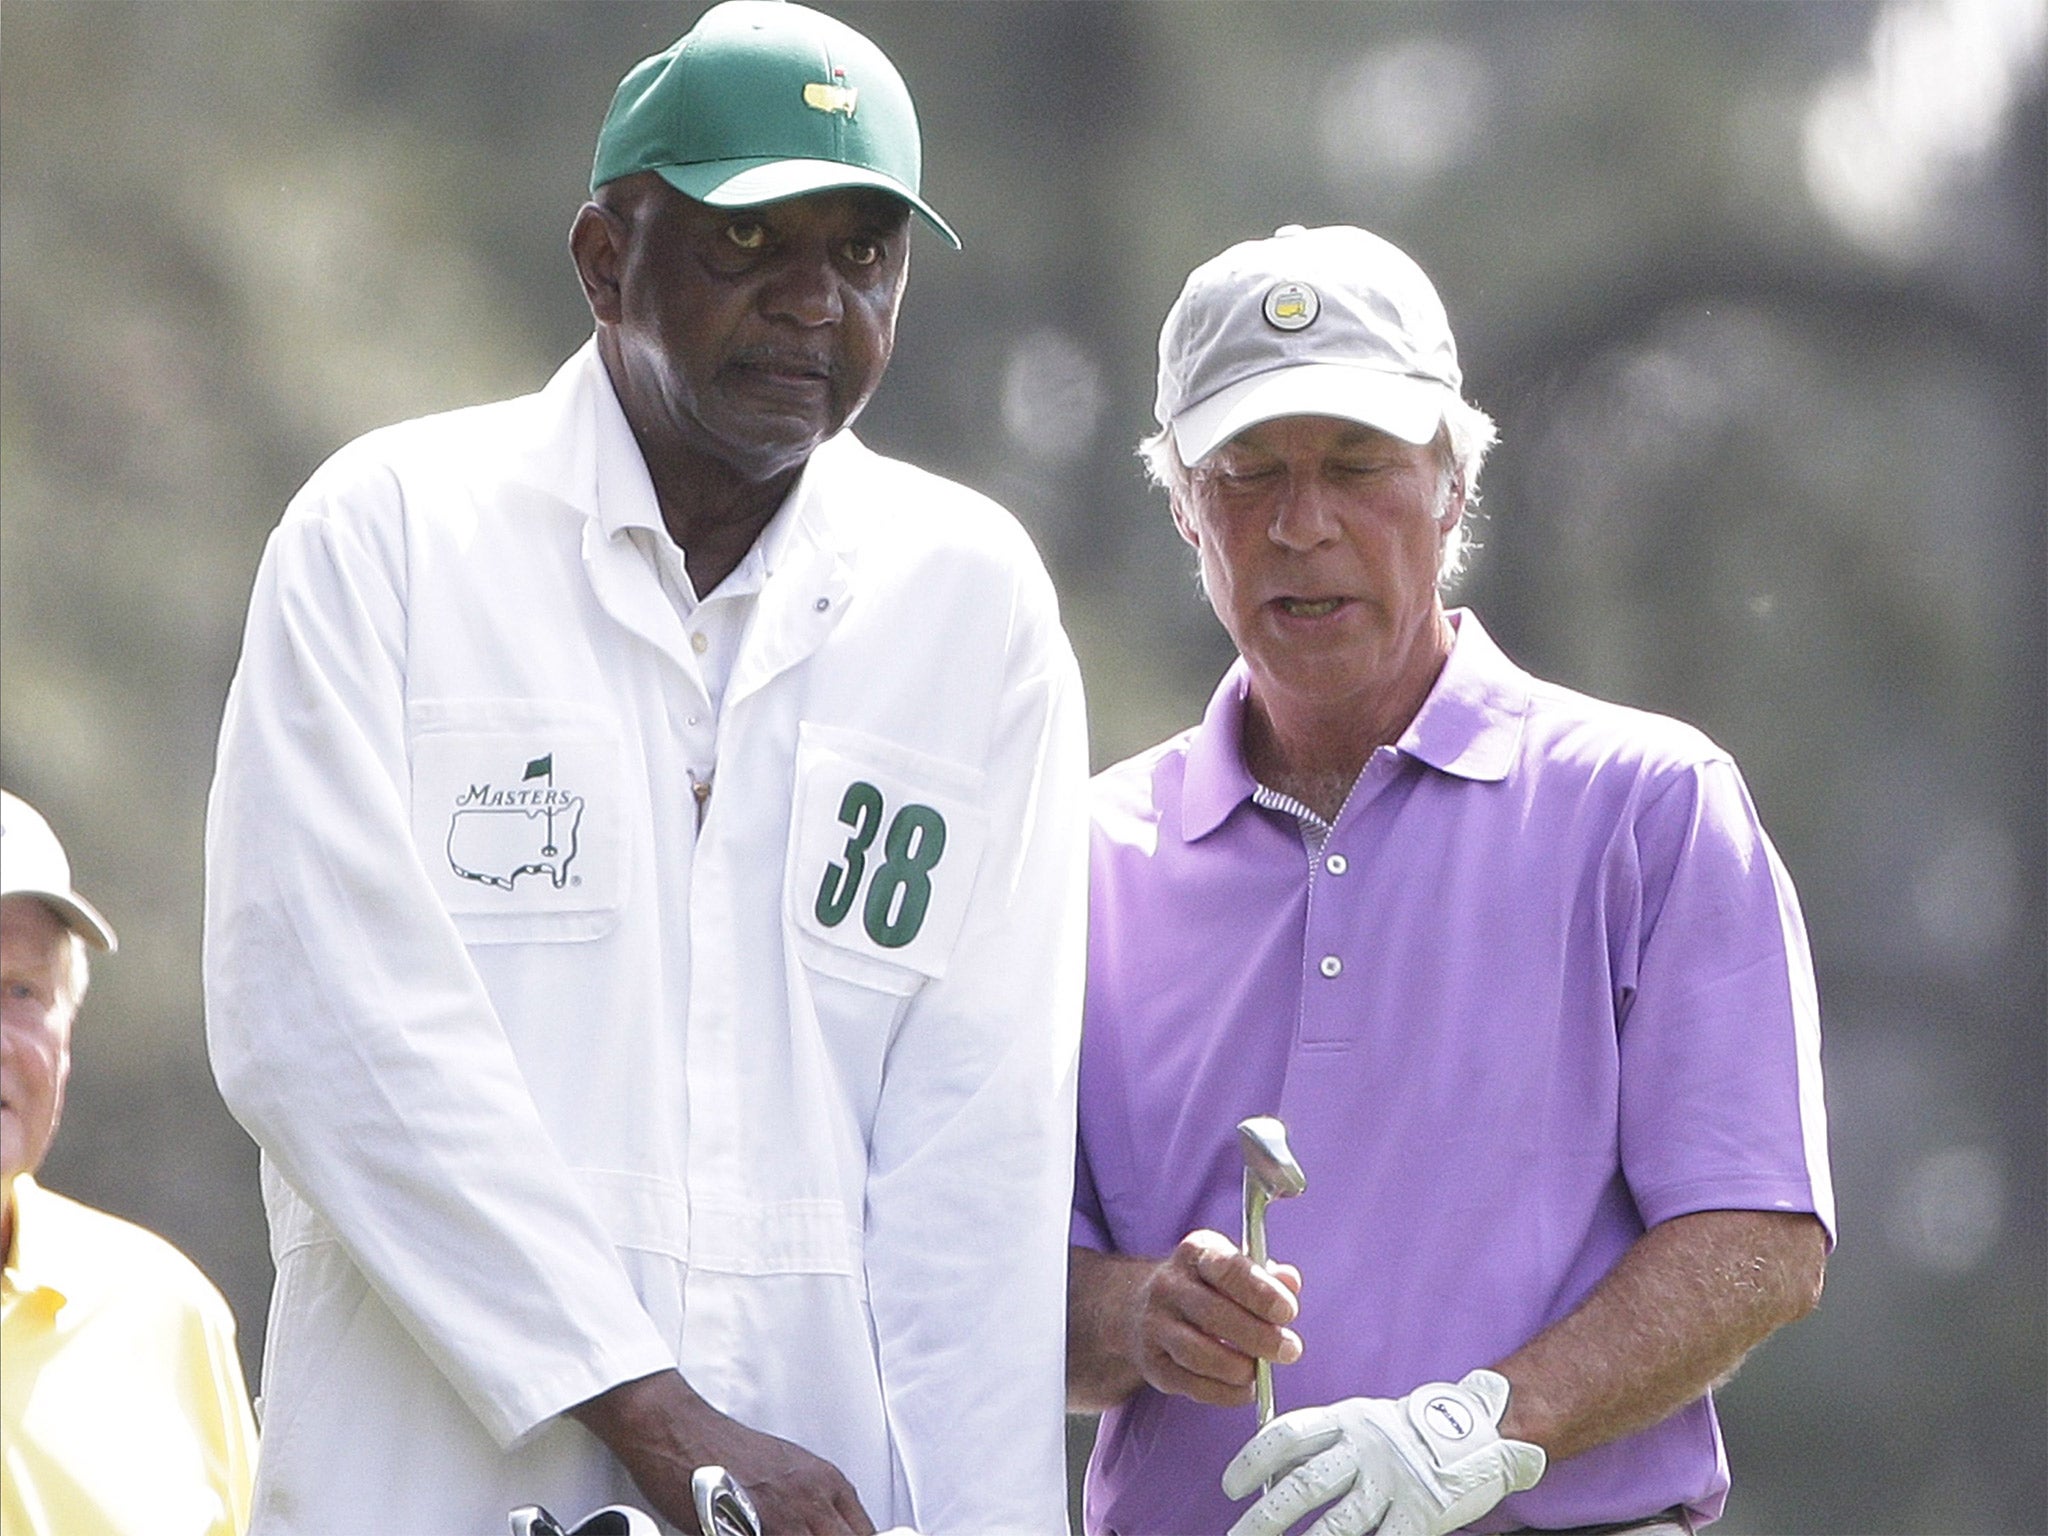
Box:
[1155,223,1462,466]
[1,789,117,951]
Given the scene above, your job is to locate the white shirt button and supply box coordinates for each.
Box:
[1325,853,1348,875]
[690,632,709,655]
[1319,955,1342,978]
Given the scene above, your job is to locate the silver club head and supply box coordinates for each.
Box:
[691,1467,762,1536]
[1238,1116,1308,1206]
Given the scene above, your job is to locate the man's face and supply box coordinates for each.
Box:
[1174,414,1460,722]
[597,182,910,485]
[1,895,76,1189]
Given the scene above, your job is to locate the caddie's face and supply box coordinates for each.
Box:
[598,181,910,483]
[1,896,76,1190]
[1175,415,1460,724]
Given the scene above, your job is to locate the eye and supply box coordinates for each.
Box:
[723,220,768,251]
[1205,460,1278,489]
[841,235,883,268]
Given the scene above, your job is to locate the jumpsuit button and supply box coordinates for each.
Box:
[1319,955,1343,979]
[1325,853,1348,875]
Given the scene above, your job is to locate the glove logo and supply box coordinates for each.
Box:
[1422,1394,1476,1441]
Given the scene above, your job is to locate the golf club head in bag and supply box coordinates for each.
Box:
[692,1466,763,1536]
[512,1470,927,1535]
[509,1504,661,1536]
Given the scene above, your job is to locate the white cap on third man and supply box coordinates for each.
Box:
[1,790,117,951]
[1154,223,1463,467]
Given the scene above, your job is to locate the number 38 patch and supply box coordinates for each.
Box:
[786,723,990,983]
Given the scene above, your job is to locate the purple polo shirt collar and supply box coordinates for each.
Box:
[1181,609,1528,839]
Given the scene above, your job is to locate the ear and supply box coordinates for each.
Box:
[570,200,627,326]
[1169,487,1203,550]
[1438,472,1467,534]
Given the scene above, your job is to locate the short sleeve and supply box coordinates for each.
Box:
[1617,757,1835,1241]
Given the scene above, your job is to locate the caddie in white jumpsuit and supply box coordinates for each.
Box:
[203,6,1086,1533]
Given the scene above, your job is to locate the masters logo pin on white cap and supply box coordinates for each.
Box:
[1154,223,1463,465]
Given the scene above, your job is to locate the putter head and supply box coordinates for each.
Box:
[1238,1116,1307,1202]
[692,1466,763,1536]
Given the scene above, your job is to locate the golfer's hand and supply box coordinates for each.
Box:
[1130,1229,1302,1406]
[573,1370,876,1535]
[1222,1369,1545,1536]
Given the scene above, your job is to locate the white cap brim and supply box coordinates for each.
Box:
[3,884,116,951]
[1171,363,1451,466]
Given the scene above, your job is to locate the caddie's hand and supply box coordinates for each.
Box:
[1134,1228,1303,1407]
[1222,1369,1545,1536]
[572,1370,876,1535]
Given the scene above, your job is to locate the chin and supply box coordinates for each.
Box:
[715,418,837,480]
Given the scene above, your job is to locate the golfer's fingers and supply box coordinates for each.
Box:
[1140,1314,1260,1405]
[1224,1435,1354,1525]
[1177,1233,1302,1330]
[1139,1285,1299,1403]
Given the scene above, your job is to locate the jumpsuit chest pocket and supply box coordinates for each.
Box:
[784,721,990,991]
[407,698,629,942]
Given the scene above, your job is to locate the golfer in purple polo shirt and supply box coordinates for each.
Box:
[1066,225,1834,1536]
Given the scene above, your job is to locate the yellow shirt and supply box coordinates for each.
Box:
[2,1175,257,1536]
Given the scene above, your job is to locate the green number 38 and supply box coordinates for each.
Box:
[814,780,948,948]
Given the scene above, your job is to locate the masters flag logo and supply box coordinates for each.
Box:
[444,751,585,891]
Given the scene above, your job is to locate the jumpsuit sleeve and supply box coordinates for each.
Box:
[858,558,1090,1535]
[203,457,676,1447]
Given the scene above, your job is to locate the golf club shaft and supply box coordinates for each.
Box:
[1244,1182,1276,1425]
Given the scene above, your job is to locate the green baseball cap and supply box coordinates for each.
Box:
[591,0,960,249]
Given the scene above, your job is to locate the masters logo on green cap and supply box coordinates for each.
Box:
[591,0,960,248]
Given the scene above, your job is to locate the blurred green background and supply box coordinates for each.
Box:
[2,2,2041,1531]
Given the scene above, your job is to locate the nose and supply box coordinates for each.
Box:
[1267,476,1341,551]
[759,243,844,328]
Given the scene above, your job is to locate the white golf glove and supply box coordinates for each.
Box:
[1222,1368,1545,1536]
